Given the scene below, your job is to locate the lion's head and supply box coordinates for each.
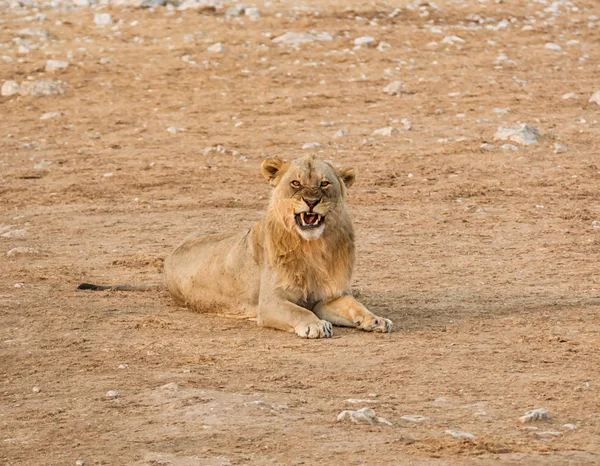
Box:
[261,155,355,241]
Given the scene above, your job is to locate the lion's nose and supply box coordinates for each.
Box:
[303,197,321,209]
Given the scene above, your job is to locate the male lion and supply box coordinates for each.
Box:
[163,155,392,338]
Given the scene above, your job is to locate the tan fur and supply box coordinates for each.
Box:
[164,155,392,338]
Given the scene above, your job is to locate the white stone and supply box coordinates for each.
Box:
[20,80,66,97]
[400,118,412,130]
[225,4,245,16]
[1,81,20,97]
[354,36,376,47]
[45,60,69,73]
[561,92,578,100]
[372,127,399,137]
[345,399,379,404]
[589,91,600,105]
[7,247,39,257]
[520,407,551,423]
[302,142,322,150]
[545,42,562,51]
[32,386,41,393]
[480,143,496,151]
[178,0,221,11]
[383,81,403,95]
[207,43,225,53]
[337,408,392,426]
[554,143,568,153]
[94,13,113,26]
[446,430,476,440]
[272,32,333,46]
[501,144,519,151]
[494,124,540,145]
[377,41,391,52]
[106,390,119,399]
[1,229,27,238]
[244,7,260,20]
[563,423,577,430]
[167,127,185,134]
[75,460,85,466]
[441,35,466,45]
[40,111,62,120]
[401,415,431,423]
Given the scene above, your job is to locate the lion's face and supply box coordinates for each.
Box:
[261,156,355,241]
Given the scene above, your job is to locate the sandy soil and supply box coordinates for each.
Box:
[1,0,600,464]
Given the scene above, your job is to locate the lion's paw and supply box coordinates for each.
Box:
[295,320,333,339]
[356,315,393,333]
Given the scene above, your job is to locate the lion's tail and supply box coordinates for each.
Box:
[77,283,166,292]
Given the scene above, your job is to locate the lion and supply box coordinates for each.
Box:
[162,155,392,338]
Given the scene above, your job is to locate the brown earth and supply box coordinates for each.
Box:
[1,0,600,464]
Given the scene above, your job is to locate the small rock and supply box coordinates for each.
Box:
[345,398,379,404]
[520,408,551,423]
[14,283,25,288]
[554,143,568,153]
[383,81,403,95]
[337,408,392,426]
[40,111,62,120]
[245,7,260,20]
[446,430,476,440]
[272,32,333,46]
[545,42,562,52]
[377,41,391,52]
[592,220,600,230]
[160,382,179,391]
[302,142,322,150]
[178,0,220,11]
[17,28,49,38]
[563,423,577,430]
[562,92,578,100]
[99,57,113,65]
[400,118,412,130]
[94,13,114,27]
[501,144,519,151]
[20,80,66,97]
[75,460,85,466]
[441,35,466,45]
[494,124,540,145]
[1,81,20,97]
[45,60,69,73]
[7,247,39,257]
[1,229,27,238]
[118,364,129,369]
[480,143,496,151]
[207,43,225,53]
[167,127,185,134]
[225,4,245,16]
[354,36,376,47]
[401,415,431,423]
[32,386,41,393]
[372,127,399,137]
[332,128,348,139]
[589,91,600,105]
[106,390,119,399]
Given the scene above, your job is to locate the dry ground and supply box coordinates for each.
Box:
[1,0,600,464]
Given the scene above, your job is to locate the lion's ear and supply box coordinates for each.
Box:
[261,157,287,186]
[338,167,355,189]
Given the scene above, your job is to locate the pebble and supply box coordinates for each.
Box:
[400,415,431,423]
[337,408,392,426]
[345,398,379,404]
[376,41,391,52]
[501,144,519,151]
[7,247,39,257]
[520,407,551,423]
[40,111,62,120]
[561,92,578,100]
[225,4,245,17]
[372,127,399,137]
[20,80,66,97]
[207,43,225,53]
[105,390,119,399]
[1,80,20,97]
[94,13,114,27]
[302,142,322,149]
[32,386,41,393]
[118,363,129,369]
[400,118,412,130]
[554,143,568,153]
[589,91,600,105]
[332,128,348,139]
[545,42,562,52]
[272,32,333,46]
[494,124,540,145]
[167,127,185,134]
[441,35,466,45]
[354,36,376,47]
[480,143,496,151]
[244,7,260,21]
[45,60,69,73]
[446,430,476,440]
[383,81,403,96]
[75,461,85,466]
[14,283,25,288]
[563,423,577,430]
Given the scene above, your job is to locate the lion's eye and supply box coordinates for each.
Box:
[320,180,330,188]
[290,180,301,188]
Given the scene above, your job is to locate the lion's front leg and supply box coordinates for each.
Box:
[313,295,393,333]
[258,299,333,339]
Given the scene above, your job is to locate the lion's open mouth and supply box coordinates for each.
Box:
[295,212,324,230]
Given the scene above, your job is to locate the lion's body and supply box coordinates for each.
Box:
[163,155,392,338]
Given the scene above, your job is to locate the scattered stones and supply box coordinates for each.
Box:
[520,408,551,423]
[272,32,333,46]
[446,430,476,440]
[494,124,540,145]
[207,42,225,53]
[545,42,562,52]
[372,127,399,137]
[45,60,69,73]
[1,81,20,97]
[589,91,600,105]
[40,111,62,120]
[302,142,322,150]
[400,415,431,423]
[354,36,376,47]
[94,13,114,27]
[554,143,568,153]
[19,80,66,97]
[7,247,39,257]
[383,81,403,96]
[337,408,392,426]
[105,390,119,399]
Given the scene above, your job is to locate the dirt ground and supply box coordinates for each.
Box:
[1,0,600,464]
